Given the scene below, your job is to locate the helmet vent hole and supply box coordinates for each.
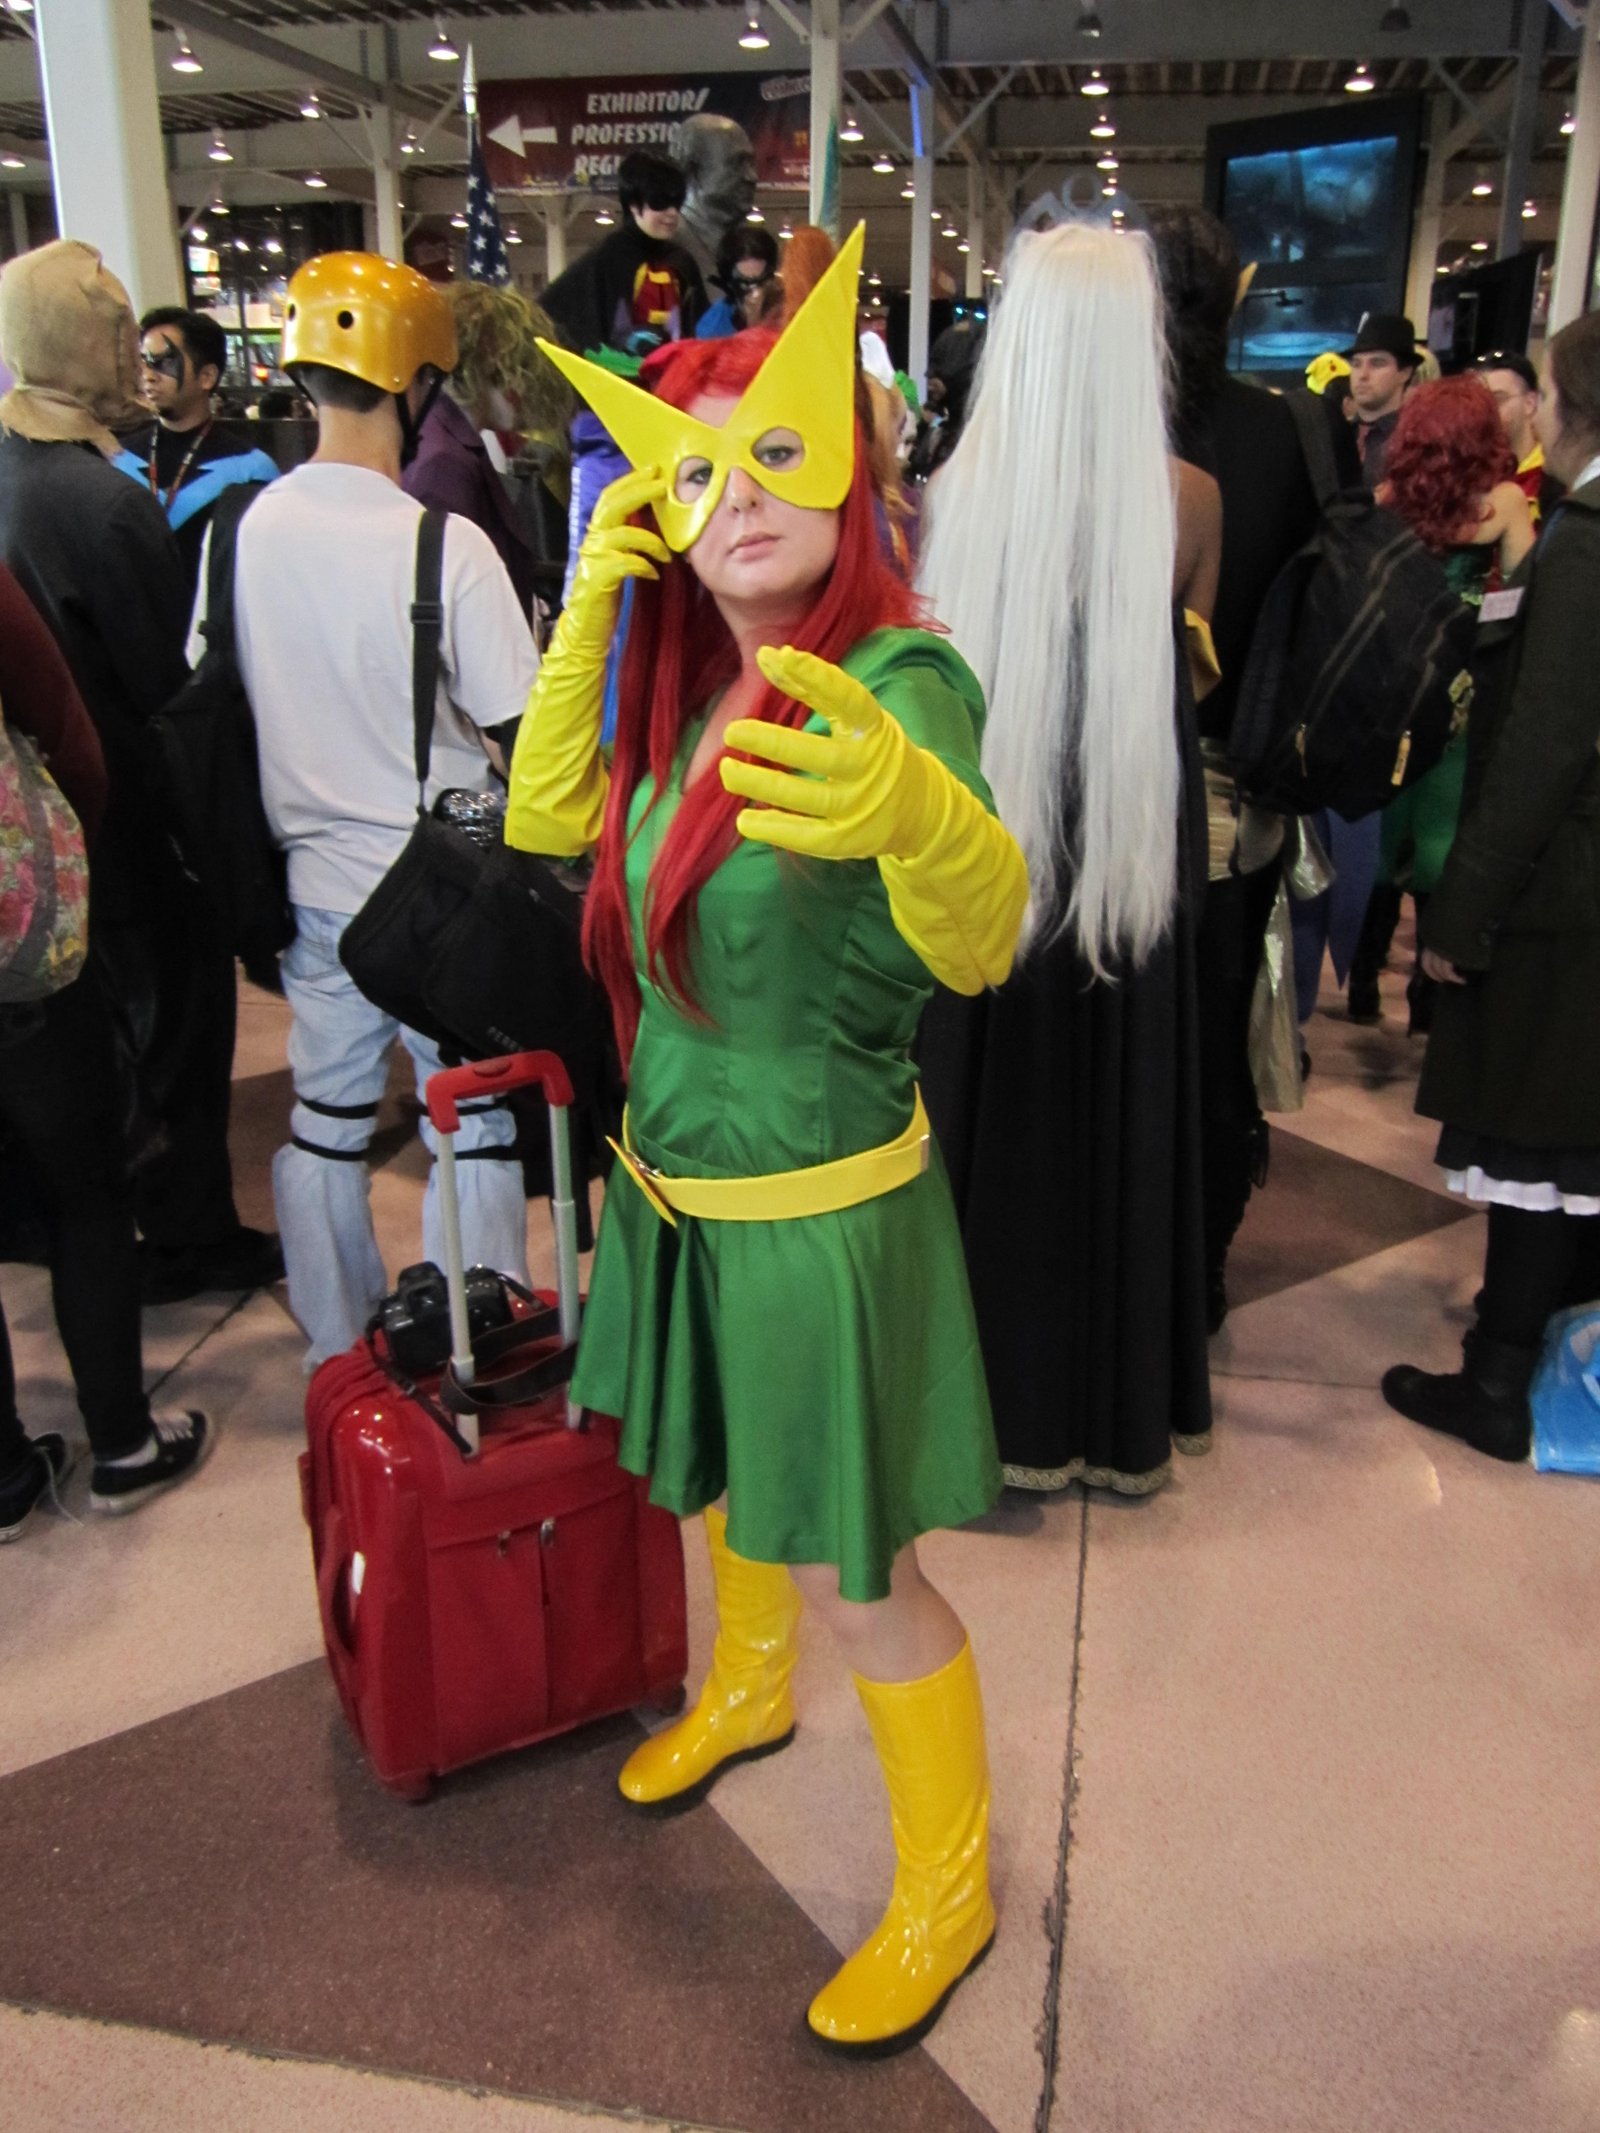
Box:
[337,309,355,330]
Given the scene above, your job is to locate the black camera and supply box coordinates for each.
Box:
[379,1260,514,1378]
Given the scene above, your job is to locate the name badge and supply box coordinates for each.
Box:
[1479,587,1525,624]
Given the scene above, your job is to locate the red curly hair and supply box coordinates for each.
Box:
[1383,374,1515,554]
[582,330,924,1063]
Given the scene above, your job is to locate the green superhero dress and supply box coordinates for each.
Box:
[568,626,1004,1602]
[1378,542,1496,893]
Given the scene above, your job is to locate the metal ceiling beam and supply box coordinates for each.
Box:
[165,1,463,136]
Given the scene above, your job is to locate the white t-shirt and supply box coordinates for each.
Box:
[232,462,538,915]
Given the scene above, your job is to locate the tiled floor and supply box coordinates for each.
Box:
[2,948,1596,2133]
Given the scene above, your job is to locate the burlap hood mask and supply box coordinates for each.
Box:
[0,238,150,457]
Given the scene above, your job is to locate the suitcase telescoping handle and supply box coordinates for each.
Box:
[425,1051,581,1450]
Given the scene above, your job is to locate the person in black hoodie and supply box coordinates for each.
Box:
[1147,207,1321,1330]
[540,152,707,357]
[0,239,280,1305]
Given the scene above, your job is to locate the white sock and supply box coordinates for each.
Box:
[103,1431,159,1470]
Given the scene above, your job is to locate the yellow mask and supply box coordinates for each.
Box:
[536,221,864,552]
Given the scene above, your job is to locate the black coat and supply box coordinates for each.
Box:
[1418,475,1600,1149]
[0,433,191,899]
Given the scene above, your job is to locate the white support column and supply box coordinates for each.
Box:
[1497,0,1545,261]
[809,0,842,238]
[363,106,404,264]
[34,0,180,311]
[545,199,567,282]
[1405,95,1453,335]
[964,159,984,299]
[1550,14,1600,332]
[909,82,934,393]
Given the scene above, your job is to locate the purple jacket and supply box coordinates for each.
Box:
[402,392,538,619]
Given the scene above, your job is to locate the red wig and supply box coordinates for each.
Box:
[582,330,924,1062]
[1384,374,1515,554]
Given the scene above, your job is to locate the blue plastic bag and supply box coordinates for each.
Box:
[1531,1304,1600,1475]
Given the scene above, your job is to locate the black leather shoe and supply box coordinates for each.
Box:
[1346,972,1382,1024]
[1381,1330,1535,1462]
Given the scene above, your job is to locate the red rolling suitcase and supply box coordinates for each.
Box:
[300,1050,687,1800]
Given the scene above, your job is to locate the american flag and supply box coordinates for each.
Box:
[466,115,511,286]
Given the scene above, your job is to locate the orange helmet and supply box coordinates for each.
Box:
[281,251,456,393]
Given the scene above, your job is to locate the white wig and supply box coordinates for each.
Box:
[917,221,1178,977]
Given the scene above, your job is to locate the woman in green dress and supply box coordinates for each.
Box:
[507,230,1029,2054]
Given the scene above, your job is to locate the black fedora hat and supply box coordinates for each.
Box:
[1344,311,1419,364]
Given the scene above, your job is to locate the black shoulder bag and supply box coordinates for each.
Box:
[146,482,293,974]
[337,508,606,1075]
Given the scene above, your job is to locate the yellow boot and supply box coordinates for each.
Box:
[619,1506,801,1810]
[807,1638,995,2054]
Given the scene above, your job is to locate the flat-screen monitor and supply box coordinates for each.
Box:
[1205,98,1421,375]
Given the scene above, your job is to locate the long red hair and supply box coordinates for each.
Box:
[1384,374,1515,553]
[582,330,923,1062]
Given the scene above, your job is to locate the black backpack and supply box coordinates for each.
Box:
[1227,389,1479,820]
[146,482,293,974]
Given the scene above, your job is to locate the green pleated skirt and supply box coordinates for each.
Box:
[569,1151,1003,1602]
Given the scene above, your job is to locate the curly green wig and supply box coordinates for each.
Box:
[446,280,575,441]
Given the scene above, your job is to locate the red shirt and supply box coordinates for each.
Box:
[0,560,107,841]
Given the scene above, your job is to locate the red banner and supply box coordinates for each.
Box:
[479,71,810,193]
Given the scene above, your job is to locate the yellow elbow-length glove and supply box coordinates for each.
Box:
[505,466,669,858]
[720,645,1029,995]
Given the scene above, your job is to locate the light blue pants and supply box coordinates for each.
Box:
[274,905,529,1369]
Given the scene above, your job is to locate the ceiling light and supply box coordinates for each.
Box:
[1379,5,1412,28]
[1470,240,1489,252]
[209,195,229,214]
[302,171,327,189]
[234,238,250,253]
[956,240,970,253]
[190,224,207,243]
[738,4,769,50]
[209,131,233,163]
[746,205,765,223]
[4,2,33,12]
[778,220,793,239]
[171,33,202,74]
[506,225,523,244]
[840,108,864,143]
[301,90,322,119]
[428,18,459,61]
[871,152,894,174]
[1090,114,1116,139]
[1436,263,1449,275]
[868,271,881,285]
[1079,7,1103,35]
[901,179,915,199]
[941,223,958,238]
[593,207,615,226]
[263,237,284,255]
[1111,208,1125,223]
[1471,176,1493,197]
[1561,112,1576,137]
[450,213,468,231]
[1344,62,1375,94]
[400,128,420,155]
[1522,200,1537,219]
[0,153,23,170]
[1097,152,1118,171]
[1102,182,1117,197]
[1080,68,1109,97]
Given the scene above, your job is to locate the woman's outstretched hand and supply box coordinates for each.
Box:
[719,645,936,862]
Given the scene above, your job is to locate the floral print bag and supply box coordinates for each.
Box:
[0,695,89,1002]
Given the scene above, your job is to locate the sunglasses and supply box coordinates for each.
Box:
[728,270,774,297]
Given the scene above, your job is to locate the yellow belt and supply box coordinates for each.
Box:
[608,1091,932,1228]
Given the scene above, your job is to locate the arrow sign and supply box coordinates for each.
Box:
[488,114,560,158]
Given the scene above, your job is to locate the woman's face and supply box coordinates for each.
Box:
[678,389,841,620]
[1534,371,1594,485]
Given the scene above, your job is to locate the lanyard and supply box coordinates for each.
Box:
[147,419,212,511]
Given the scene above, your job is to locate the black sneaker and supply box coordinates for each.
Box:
[141,1228,285,1306]
[89,1410,216,1515]
[0,1432,75,1543]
